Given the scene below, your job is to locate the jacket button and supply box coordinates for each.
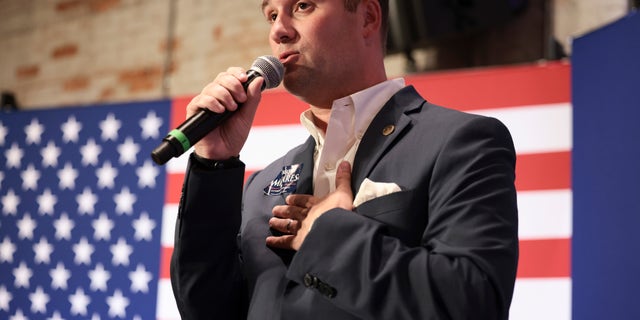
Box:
[303,273,317,288]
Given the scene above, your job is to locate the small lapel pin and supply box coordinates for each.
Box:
[382,125,395,136]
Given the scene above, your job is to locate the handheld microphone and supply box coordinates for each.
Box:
[151,56,284,165]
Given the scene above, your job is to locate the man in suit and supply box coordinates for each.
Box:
[170,0,519,319]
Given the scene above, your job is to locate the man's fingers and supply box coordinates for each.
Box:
[193,69,250,115]
[272,205,308,219]
[266,161,353,252]
[212,74,247,108]
[192,91,234,114]
[266,235,294,249]
[268,217,298,234]
[286,194,317,208]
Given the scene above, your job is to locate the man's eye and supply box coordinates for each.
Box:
[296,2,310,11]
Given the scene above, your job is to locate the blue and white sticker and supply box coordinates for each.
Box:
[263,163,304,196]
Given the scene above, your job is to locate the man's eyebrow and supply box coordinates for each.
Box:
[261,0,270,12]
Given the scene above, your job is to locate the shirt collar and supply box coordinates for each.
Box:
[300,78,406,147]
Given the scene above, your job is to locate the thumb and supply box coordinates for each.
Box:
[244,76,264,108]
[246,76,264,98]
[335,161,353,195]
[237,76,263,121]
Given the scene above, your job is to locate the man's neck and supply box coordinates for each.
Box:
[308,74,388,133]
[309,107,331,133]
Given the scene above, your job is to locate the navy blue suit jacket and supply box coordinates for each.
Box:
[171,86,518,319]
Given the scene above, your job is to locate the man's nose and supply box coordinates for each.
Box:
[270,15,296,44]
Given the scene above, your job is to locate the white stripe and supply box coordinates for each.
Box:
[156,279,181,320]
[160,191,572,245]
[166,103,571,173]
[471,103,572,154]
[162,204,178,247]
[166,148,191,174]
[517,189,573,239]
[164,125,308,174]
[509,278,572,320]
[243,124,308,171]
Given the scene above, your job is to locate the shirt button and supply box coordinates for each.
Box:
[324,163,335,171]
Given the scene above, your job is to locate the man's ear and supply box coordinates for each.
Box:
[361,0,382,40]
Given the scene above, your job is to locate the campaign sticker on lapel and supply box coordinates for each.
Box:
[264,163,304,196]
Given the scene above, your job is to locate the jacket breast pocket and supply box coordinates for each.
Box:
[355,190,428,246]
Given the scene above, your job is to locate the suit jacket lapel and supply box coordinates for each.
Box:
[276,86,425,195]
[250,137,315,268]
[286,136,315,196]
[351,86,426,189]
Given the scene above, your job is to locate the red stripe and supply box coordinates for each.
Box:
[253,89,308,126]
[518,238,571,278]
[516,151,571,191]
[245,170,257,184]
[160,246,172,280]
[166,151,571,204]
[255,62,571,124]
[170,96,193,130]
[160,238,570,279]
[165,171,251,205]
[407,61,571,111]
[170,62,571,130]
[166,172,183,205]
[170,90,307,129]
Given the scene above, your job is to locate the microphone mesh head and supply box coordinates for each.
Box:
[251,56,284,90]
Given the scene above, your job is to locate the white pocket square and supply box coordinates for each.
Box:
[353,178,402,207]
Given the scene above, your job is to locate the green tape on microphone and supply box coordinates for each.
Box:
[168,129,191,152]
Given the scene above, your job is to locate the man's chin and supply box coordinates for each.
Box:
[283,71,309,94]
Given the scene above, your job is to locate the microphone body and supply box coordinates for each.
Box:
[151,56,284,165]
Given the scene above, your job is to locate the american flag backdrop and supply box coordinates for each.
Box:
[0,101,171,319]
[1,61,571,319]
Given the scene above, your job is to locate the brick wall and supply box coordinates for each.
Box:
[0,0,272,109]
[0,0,630,110]
[553,0,629,55]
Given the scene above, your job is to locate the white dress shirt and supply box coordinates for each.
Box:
[300,78,406,197]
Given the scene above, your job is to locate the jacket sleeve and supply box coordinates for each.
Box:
[170,154,248,320]
[286,116,519,320]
